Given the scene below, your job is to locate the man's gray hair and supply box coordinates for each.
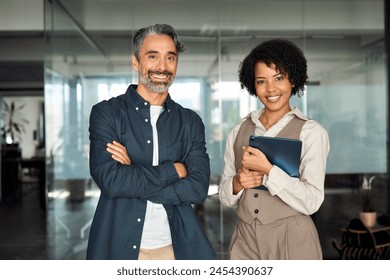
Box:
[132,23,187,61]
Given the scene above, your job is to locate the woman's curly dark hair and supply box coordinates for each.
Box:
[238,39,307,97]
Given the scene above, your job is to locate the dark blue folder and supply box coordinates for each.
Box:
[249,135,302,178]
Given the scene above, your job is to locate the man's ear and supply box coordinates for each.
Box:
[131,54,139,71]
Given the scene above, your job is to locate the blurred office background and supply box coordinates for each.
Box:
[0,0,389,259]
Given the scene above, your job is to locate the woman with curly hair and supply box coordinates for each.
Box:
[219,39,330,259]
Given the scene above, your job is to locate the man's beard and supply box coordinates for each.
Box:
[139,69,174,93]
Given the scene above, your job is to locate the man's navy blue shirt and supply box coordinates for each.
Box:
[86,84,215,260]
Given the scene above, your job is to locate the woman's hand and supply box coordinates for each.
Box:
[106,141,131,165]
[242,146,273,175]
[233,167,264,194]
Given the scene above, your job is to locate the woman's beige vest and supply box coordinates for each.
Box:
[233,115,307,224]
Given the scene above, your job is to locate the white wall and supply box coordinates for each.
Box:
[2,96,44,159]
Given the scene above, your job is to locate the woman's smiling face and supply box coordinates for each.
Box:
[254,62,293,114]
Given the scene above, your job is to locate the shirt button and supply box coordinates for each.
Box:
[147,140,151,144]
[144,102,148,106]
[133,245,137,249]
[254,209,259,214]
[254,193,259,198]
[168,109,170,113]
[145,119,149,122]
[135,107,139,111]
[137,218,141,222]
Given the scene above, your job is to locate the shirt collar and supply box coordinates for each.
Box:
[290,107,309,121]
[249,106,308,127]
[125,84,176,111]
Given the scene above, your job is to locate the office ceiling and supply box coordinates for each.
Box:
[0,0,385,92]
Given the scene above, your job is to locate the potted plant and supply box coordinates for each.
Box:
[359,175,376,227]
[1,100,29,145]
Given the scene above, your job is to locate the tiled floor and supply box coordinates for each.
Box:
[0,175,389,260]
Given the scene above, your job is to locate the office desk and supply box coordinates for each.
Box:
[21,157,46,210]
[1,158,22,202]
[1,144,22,203]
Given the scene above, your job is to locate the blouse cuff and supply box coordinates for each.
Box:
[265,165,291,195]
[219,178,243,206]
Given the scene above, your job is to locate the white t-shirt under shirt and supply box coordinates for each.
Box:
[140,105,172,249]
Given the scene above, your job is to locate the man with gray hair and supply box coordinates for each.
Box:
[87,24,215,260]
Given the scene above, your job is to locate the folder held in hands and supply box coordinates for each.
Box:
[248,135,302,178]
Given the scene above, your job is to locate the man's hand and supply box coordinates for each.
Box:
[106,141,131,165]
[106,141,187,179]
[174,162,187,179]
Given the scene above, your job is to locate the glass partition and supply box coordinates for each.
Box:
[44,0,386,259]
[45,0,103,259]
